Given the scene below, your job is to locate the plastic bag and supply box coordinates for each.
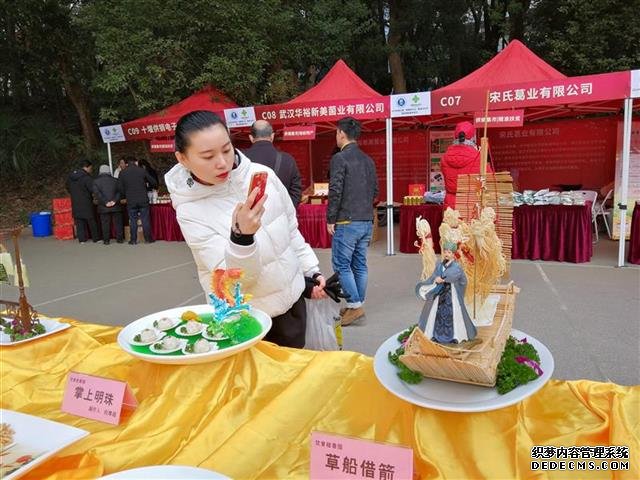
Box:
[305,298,340,351]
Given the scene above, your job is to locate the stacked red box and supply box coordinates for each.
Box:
[53,225,74,240]
[52,197,74,240]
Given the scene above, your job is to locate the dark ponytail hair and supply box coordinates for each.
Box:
[174,110,228,153]
[337,116,362,140]
[457,132,466,143]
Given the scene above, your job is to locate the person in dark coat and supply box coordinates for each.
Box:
[244,120,302,207]
[65,160,99,243]
[138,158,160,198]
[327,117,379,326]
[93,164,124,244]
[118,156,157,244]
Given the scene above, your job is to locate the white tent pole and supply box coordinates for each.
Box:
[107,142,114,175]
[617,97,633,266]
[385,117,394,255]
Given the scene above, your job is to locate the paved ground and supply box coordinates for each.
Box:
[2,228,638,385]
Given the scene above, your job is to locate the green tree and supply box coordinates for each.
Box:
[528,0,640,75]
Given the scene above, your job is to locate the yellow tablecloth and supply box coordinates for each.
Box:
[1,319,638,479]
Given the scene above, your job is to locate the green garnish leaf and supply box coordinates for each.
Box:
[496,336,542,395]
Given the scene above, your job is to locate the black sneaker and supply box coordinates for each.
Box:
[116,239,124,244]
[104,240,110,245]
[128,241,137,245]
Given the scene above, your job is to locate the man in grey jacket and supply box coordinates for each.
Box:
[327,117,379,326]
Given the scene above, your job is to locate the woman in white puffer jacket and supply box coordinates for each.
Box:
[165,110,326,348]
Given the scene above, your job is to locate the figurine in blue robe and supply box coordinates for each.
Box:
[415,240,477,344]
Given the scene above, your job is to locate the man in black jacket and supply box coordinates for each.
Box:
[66,160,99,243]
[244,120,302,207]
[327,117,379,326]
[93,165,124,244]
[118,157,157,244]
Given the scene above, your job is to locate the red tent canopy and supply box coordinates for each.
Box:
[288,59,383,103]
[439,40,566,91]
[424,41,631,124]
[122,85,238,141]
[253,59,388,128]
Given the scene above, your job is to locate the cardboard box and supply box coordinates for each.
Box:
[313,183,329,196]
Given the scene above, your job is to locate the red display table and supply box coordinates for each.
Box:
[296,204,332,248]
[512,204,593,263]
[399,204,444,254]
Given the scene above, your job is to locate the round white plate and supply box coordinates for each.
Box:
[373,328,554,412]
[99,465,230,479]
[117,304,271,365]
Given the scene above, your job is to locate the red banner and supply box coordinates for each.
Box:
[474,109,524,127]
[489,117,617,191]
[149,139,175,152]
[282,125,317,140]
[254,97,389,125]
[433,71,629,115]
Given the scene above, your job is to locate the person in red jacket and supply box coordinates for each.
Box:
[441,121,492,209]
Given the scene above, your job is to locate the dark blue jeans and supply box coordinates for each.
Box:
[331,221,373,308]
[128,205,153,243]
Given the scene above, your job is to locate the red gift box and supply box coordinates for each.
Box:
[408,184,426,196]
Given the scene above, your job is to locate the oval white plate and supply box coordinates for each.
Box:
[182,340,219,355]
[174,322,205,337]
[99,465,230,479]
[152,317,180,331]
[149,337,186,354]
[129,328,166,346]
[0,318,71,346]
[373,328,554,412]
[117,304,271,365]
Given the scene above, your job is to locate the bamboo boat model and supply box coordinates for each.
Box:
[400,99,519,388]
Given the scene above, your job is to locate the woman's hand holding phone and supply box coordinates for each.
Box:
[232,177,268,236]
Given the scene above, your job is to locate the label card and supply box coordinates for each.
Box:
[61,372,137,425]
[310,431,413,479]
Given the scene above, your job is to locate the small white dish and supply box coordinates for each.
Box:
[174,321,205,337]
[152,317,180,331]
[149,336,185,354]
[182,339,219,355]
[129,328,165,346]
[201,326,229,342]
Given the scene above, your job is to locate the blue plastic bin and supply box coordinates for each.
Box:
[30,211,53,237]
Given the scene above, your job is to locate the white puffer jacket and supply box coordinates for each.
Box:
[165,151,319,317]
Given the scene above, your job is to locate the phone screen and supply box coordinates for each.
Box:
[249,172,268,208]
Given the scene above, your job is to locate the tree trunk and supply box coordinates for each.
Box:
[58,57,98,153]
[387,1,407,93]
[508,0,531,41]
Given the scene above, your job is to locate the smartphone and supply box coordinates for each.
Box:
[248,171,268,208]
